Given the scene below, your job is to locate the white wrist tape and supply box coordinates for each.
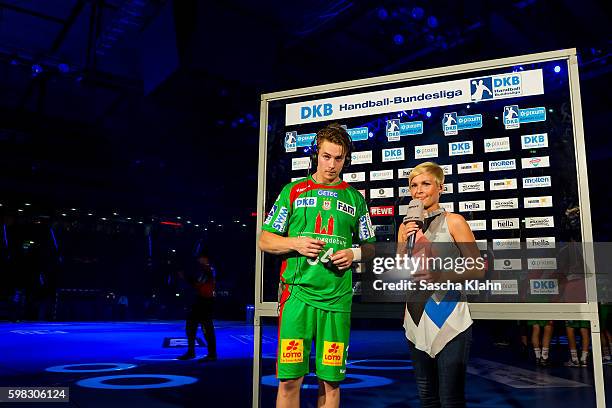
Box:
[350,247,362,262]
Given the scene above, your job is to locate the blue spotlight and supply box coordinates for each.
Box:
[393,34,404,45]
[426,111,432,118]
[377,8,388,20]
[58,63,69,73]
[411,7,424,20]
[31,64,43,76]
[427,16,438,28]
[554,65,561,73]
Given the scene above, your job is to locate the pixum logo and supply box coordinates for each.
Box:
[493,238,521,250]
[415,144,438,159]
[466,219,486,231]
[528,258,557,270]
[351,151,373,165]
[484,137,510,153]
[370,169,394,181]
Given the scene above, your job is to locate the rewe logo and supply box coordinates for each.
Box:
[370,206,395,217]
[300,104,333,119]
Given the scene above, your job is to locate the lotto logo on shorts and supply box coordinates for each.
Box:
[322,341,344,367]
[280,339,303,364]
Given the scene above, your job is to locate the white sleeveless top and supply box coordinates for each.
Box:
[402,209,473,357]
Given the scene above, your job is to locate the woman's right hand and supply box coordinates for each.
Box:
[398,221,420,242]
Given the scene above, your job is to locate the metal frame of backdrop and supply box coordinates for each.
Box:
[253,49,605,408]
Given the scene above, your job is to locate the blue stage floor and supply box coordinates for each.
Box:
[0,321,609,407]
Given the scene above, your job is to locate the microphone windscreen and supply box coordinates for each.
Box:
[402,199,424,227]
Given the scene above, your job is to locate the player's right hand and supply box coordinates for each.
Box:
[293,237,326,258]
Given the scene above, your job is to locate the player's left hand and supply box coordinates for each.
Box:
[330,249,354,271]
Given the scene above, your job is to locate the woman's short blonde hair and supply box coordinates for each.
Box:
[408,161,444,186]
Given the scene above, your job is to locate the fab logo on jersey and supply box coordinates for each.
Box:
[280,339,304,364]
[322,341,344,366]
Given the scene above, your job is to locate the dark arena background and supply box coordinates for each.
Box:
[0,1,610,407]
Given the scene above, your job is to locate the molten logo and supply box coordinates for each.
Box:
[280,339,304,364]
[315,212,334,235]
[322,341,344,367]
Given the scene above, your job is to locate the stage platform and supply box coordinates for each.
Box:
[0,321,609,407]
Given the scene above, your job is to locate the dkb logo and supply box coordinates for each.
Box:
[301,104,333,119]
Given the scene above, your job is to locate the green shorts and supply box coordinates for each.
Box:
[566,320,590,329]
[528,320,551,327]
[277,293,350,382]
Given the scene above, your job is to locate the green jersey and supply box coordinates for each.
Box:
[262,175,376,312]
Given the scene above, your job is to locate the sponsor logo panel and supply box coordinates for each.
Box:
[530,279,558,295]
[490,198,519,210]
[525,216,555,229]
[415,144,439,159]
[494,259,522,270]
[490,178,517,191]
[492,218,520,230]
[484,137,510,153]
[370,188,394,199]
[343,172,366,183]
[489,159,516,172]
[370,169,394,181]
[457,162,483,174]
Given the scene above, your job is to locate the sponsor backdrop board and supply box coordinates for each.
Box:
[255,49,603,408]
[260,53,587,305]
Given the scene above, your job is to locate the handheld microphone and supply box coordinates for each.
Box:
[402,199,424,257]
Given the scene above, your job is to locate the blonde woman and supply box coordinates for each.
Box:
[398,161,484,408]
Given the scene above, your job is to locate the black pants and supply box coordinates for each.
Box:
[186,297,216,355]
[408,327,472,408]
